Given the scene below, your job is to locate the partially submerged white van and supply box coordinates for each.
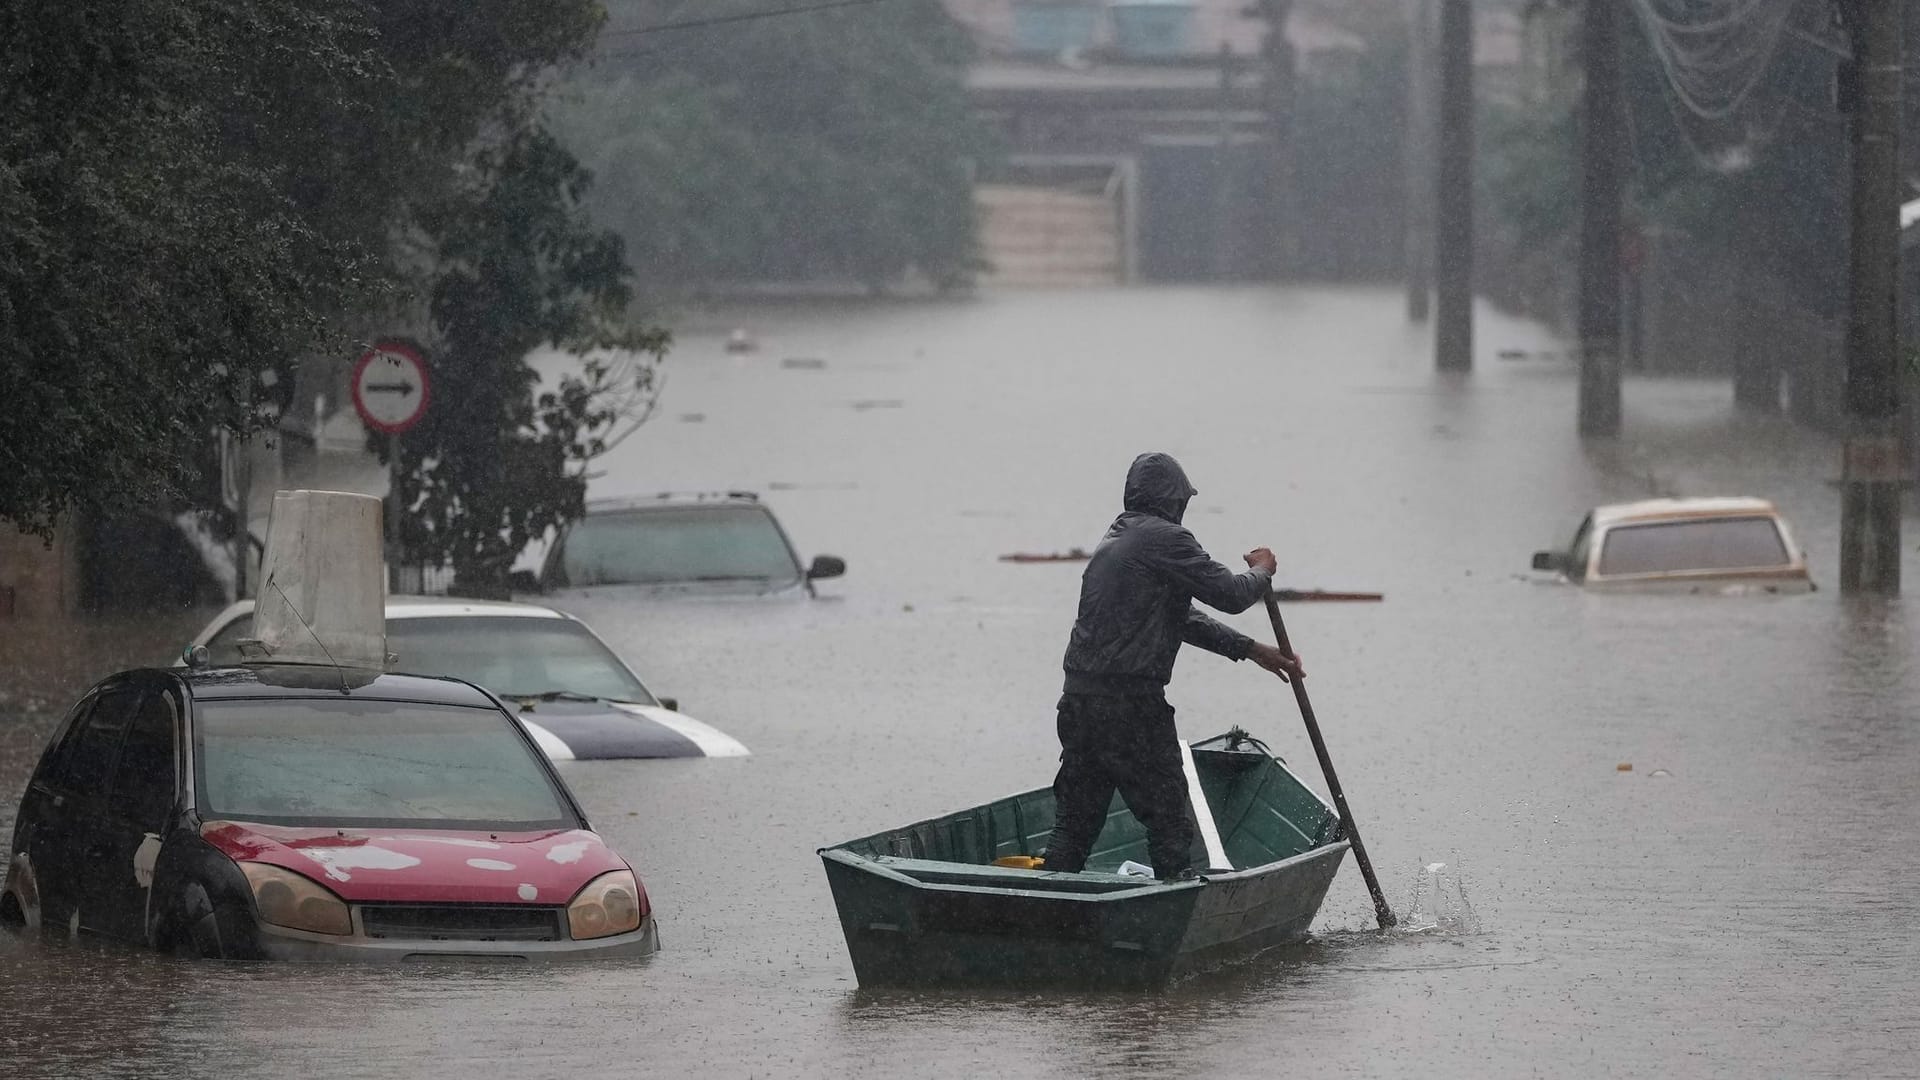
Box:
[1532,497,1813,593]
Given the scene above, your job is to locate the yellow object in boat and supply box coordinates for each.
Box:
[992,855,1046,870]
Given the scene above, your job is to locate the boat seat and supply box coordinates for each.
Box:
[872,856,1165,894]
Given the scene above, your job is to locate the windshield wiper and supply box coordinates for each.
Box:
[506,690,603,703]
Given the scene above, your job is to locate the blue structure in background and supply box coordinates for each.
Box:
[1110,0,1195,57]
[1011,2,1101,53]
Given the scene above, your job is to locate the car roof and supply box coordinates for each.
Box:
[1591,497,1782,529]
[175,666,501,707]
[581,491,764,514]
[205,595,570,623]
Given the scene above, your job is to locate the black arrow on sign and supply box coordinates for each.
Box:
[366,381,416,397]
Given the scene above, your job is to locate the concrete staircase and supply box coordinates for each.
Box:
[976,183,1124,287]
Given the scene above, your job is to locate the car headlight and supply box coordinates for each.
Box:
[240,863,352,936]
[567,869,645,940]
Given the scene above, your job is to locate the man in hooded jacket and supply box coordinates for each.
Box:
[1044,452,1302,880]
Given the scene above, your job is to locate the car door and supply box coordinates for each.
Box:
[30,685,140,933]
[82,684,182,944]
[11,691,97,923]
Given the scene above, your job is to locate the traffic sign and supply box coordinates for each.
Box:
[351,340,430,435]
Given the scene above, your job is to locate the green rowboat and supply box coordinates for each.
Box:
[819,729,1350,988]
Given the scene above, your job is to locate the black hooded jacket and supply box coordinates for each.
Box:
[1061,453,1272,696]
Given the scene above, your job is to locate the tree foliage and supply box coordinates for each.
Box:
[0,0,390,536]
[1,0,659,558]
[552,0,990,292]
[398,127,666,591]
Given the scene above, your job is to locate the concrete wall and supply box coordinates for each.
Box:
[0,524,78,621]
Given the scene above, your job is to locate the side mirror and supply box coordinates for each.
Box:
[1532,551,1565,572]
[507,570,541,594]
[658,696,679,712]
[807,555,846,581]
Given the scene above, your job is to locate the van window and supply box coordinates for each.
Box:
[108,692,178,830]
[1596,517,1791,577]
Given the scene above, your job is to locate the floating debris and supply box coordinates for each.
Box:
[766,481,859,491]
[1272,589,1384,603]
[781,357,827,370]
[999,549,1091,563]
[1403,860,1480,934]
[1617,762,1633,772]
[850,399,905,411]
[724,329,758,353]
[678,413,706,423]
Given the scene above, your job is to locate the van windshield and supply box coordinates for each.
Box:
[194,699,574,828]
[1596,517,1791,577]
[556,506,800,587]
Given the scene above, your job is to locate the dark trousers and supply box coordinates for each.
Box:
[1042,692,1195,878]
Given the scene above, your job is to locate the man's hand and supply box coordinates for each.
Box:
[1248,642,1304,683]
[1244,547,1277,575]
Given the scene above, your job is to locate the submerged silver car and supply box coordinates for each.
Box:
[188,597,748,760]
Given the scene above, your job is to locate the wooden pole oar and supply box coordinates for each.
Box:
[1263,588,1397,929]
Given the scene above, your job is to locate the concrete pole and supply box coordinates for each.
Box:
[1840,0,1903,595]
[1435,0,1473,371]
[1404,0,1433,322]
[387,435,402,595]
[1215,43,1238,281]
[1577,0,1624,435]
[1256,0,1299,279]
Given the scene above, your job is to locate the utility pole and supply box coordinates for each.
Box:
[1578,0,1625,435]
[1404,0,1434,322]
[1215,43,1239,281]
[1251,0,1298,279]
[1839,0,1903,595]
[1435,0,1473,371]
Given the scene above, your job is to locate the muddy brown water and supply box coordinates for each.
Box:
[3,287,1917,1078]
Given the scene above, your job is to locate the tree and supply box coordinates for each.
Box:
[1,0,659,554]
[552,0,990,292]
[0,0,391,537]
[397,125,666,594]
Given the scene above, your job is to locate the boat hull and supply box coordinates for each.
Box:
[821,842,1349,989]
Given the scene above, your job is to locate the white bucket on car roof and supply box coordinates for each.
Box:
[246,489,387,671]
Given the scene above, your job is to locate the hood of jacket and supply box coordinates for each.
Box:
[1122,452,1198,524]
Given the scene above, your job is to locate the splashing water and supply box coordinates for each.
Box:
[1402,859,1481,934]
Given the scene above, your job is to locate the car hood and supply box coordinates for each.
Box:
[511,699,749,759]
[201,821,628,905]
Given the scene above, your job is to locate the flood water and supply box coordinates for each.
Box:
[4,286,1918,1078]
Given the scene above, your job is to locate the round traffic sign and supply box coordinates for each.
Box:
[351,340,431,435]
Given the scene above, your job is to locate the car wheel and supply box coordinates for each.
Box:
[184,885,259,961]
[0,860,41,932]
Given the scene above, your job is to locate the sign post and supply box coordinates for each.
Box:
[350,340,431,591]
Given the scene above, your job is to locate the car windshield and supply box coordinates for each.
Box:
[1596,517,1792,577]
[205,614,656,704]
[194,699,575,828]
[556,505,801,587]
[389,616,655,702]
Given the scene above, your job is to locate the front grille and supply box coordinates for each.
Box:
[359,904,563,943]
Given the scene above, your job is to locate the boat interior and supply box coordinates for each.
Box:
[833,732,1341,886]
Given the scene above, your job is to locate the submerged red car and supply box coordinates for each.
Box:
[1,665,658,961]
